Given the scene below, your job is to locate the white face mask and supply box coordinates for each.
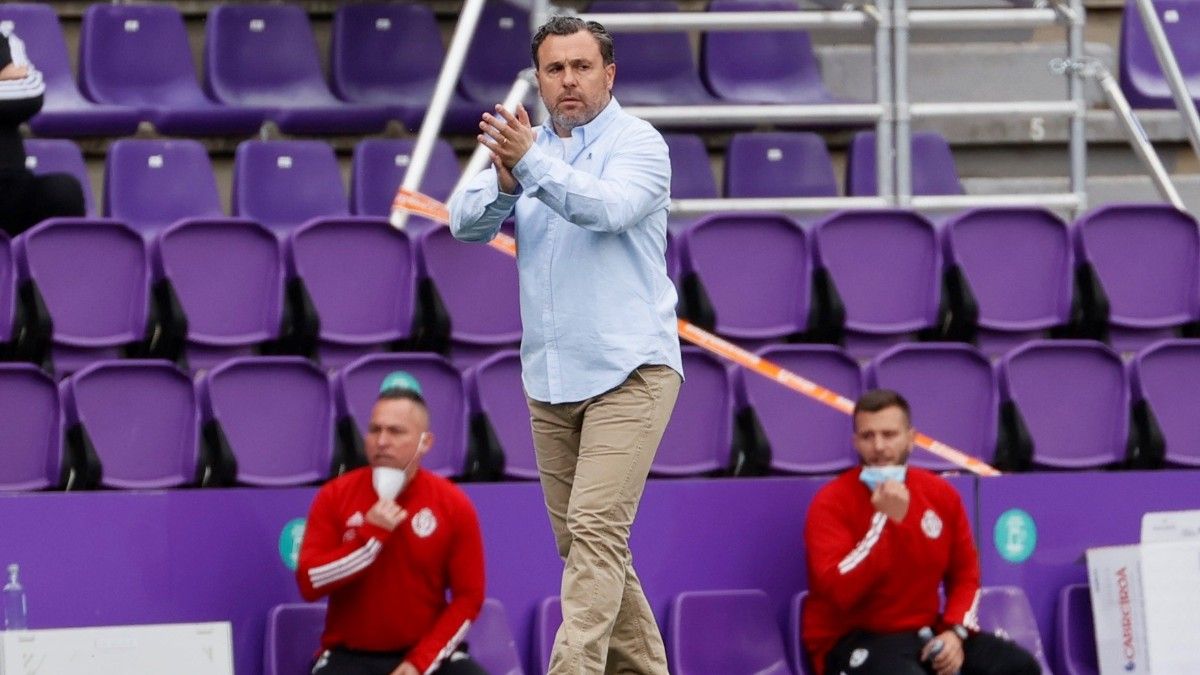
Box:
[372,432,427,501]
[859,464,907,491]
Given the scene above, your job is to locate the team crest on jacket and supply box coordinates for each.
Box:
[849,648,869,668]
[921,509,943,539]
[411,507,437,538]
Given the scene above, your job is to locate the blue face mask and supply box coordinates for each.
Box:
[859,465,907,491]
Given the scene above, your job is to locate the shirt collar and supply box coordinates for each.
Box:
[541,96,622,146]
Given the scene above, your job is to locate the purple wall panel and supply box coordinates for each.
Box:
[976,470,1200,670]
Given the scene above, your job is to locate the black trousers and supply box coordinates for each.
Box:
[0,169,86,237]
[825,629,1042,675]
[311,647,489,675]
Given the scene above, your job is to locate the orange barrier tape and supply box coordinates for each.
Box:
[392,188,1000,476]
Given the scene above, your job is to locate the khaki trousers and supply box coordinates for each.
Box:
[527,364,682,675]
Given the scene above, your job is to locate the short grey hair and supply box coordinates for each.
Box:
[530,16,614,68]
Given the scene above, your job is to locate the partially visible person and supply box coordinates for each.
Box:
[296,378,487,675]
[803,389,1041,675]
[0,22,84,237]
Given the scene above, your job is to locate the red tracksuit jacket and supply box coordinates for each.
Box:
[803,466,981,675]
[297,467,485,674]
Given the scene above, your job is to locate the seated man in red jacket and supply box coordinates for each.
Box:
[803,389,1040,675]
[297,380,486,675]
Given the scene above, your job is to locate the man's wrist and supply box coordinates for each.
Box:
[951,624,970,641]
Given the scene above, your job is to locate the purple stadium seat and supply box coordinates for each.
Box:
[846,131,964,197]
[0,4,140,137]
[725,132,838,198]
[663,133,718,232]
[536,596,562,675]
[199,357,334,486]
[0,233,13,344]
[866,343,998,471]
[681,213,811,348]
[738,345,860,475]
[977,586,1054,674]
[331,3,482,133]
[590,1,719,106]
[264,603,325,675]
[669,589,792,675]
[1074,203,1200,353]
[467,350,537,480]
[287,218,416,369]
[204,4,391,135]
[233,141,349,237]
[153,219,285,372]
[1131,338,1200,467]
[999,340,1129,469]
[79,5,265,136]
[814,209,942,357]
[704,1,836,105]
[335,353,468,477]
[14,218,151,376]
[944,208,1074,355]
[459,0,537,108]
[417,225,521,365]
[351,138,460,232]
[1119,0,1200,109]
[22,139,95,216]
[468,598,523,675]
[788,591,814,675]
[61,360,199,489]
[1056,584,1097,675]
[654,348,733,476]
[0,364,61,491]
[105,139,224,237]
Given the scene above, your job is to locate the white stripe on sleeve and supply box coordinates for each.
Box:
[838,512,888,575]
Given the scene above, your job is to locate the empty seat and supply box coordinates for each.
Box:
[0,364,61,491]
[14,218,153,376]
[459,0,537,108]
[0,4,140,137]
[654,348,733,476]
[977,586,1054,674]
[536,596,562,675]
[999,340,1129,470]
[351,138,461,231]
[725,132,837,198]
[944,207,1074,355]
[417,225,521,364]
[61,360,199,489]
[1118,0,1200,109]
[866,343,998,471]
[22,139,95,215]
[1056,584,1097,675]
[154,219,285,371]
[662,133,718,231]
[79,4,265,136]
[680,213,812,349]
[1131,338,1200,467]
[467,350,537,480]
[788,591,814,675]
[199,357,334,486]
[846,131,963,197]
[335,353,468,477]
[704,0,836,105]
[331,3,481,133]
[468,598,523,675]
[234,141,349,236]
[264,603,325,675]
[288,218,416,369]
[105,139,225,236]
[814,209,942,357]
[669,589,792,675]
[738,345,860,475]
[591,0,719,106]
[1074,203,1200,353]
[204,4,391,135]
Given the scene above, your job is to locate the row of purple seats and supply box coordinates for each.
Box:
[0,352,472,491]
[266,598,522,675]
[534,586,1050,675]
[1119,0,1200,110]
[677,203,1200,357]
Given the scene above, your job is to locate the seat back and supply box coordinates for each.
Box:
[468,350,537,480]
[591,0,715,105]
[264,603,325,675]
[1131,338,1200,467]
[977,586,1053,673]
[669,589,793,675]
[788,591,814,675]
[79,4,205,107]
[459,0,533,105]
[418,225,522,347]
[1118,0,1200,108]
[536,596,563,675]
[1056,584,1098,675]
[654,348,731,476]
[204,4,332,106]
[106,139,224,236]
[846,131,963,196]
[62,360,199,489]
[726,132,837,198]
[234,141,349,235]
[23,139,95,215]
[352,138,460,219]
[467,598,523,675]
[331,3,445,104]
[0,364,61,491]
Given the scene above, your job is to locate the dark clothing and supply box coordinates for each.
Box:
[311,646,488,675]
[825,628,1042,675]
